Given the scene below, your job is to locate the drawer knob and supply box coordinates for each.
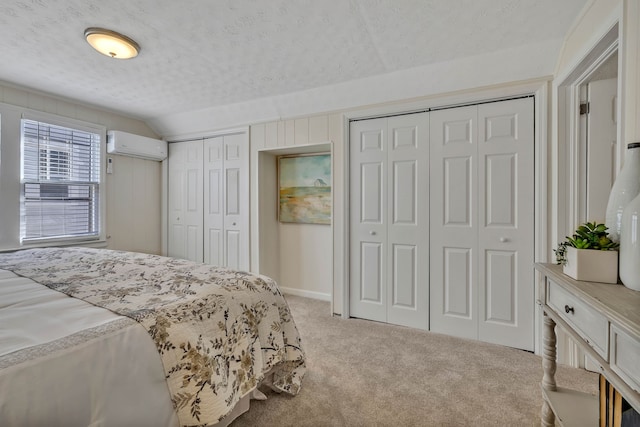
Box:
[564,305,574,314]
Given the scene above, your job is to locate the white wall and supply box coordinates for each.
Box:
[278,224,332,300]
[250,115,343,306]
[0,82,162,254]
[105,155,162,254]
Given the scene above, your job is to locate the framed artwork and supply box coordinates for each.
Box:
[278,153,331,224]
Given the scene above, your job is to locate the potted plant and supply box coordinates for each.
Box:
[555,222,619,283]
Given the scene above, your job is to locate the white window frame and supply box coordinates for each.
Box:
[19,111,106,245]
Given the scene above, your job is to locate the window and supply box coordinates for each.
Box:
[20,118,102,242]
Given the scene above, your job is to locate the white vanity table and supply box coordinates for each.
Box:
[535,263,640,426]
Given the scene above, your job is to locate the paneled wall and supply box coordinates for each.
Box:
[105,155,162,254]
[0,83,162,254]
[250,114,344,310]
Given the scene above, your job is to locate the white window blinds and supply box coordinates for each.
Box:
[20,119,102,242]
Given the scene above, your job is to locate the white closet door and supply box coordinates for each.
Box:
[350,118,388,323]
[167,141,204,262]
[222,133,249,271]
[203,137,224,266]
[430,98,535,350]
[586,78,617,223]
[429,105,479,340]
[350,113,429,329]
[386,113,429,329]
[477,98,534,350]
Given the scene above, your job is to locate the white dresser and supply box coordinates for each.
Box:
[535,263,640,426]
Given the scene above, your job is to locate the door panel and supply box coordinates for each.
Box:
[208,170,221,214]
[361,242,383,302]
[208,229,222,266]
[168,141,203,262]
[187,225,200,262]
[226,168,240,215]
[350,118,387,322]
[168,161,184,259]
[386,113,429,329]
[430,105,478,338]
[444,156,472,226]
[226,229,240,270]
[478,98,534,350]
[485,154,516,226]
[392,161,416,224]
[204,137,223,266]
[444,119,473,146]
[485,250,516,324]
[222,134,249,271]
[392,244,416,308]
[443,247,473,319]
[170,224,185,258]
[361,163,384,223]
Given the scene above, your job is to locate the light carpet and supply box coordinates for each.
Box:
[233,295,597,426]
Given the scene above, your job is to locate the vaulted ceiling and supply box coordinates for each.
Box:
[0,0,588,122]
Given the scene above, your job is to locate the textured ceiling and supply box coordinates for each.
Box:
[0,0,588,120]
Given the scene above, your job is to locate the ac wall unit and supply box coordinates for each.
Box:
[107,130,168,161]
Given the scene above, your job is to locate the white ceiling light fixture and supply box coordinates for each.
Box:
[84,27,140,59]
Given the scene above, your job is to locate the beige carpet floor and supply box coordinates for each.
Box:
[233,295,597,426]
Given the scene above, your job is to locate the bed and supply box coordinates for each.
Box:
[0,247,306,427]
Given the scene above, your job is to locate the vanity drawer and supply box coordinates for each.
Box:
[611,325,640,393]
[547,279,609,360]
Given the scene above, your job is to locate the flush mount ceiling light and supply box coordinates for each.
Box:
[84,27,140,59]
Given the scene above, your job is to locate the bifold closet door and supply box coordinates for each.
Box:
[350,117,387,323]
[203,137,224,266]
[349,113,429,330]
[167,141,204,262]
[203,134,249,271]
[477,98,534,350]
[429,105,479,340]
[429,98,534,350]
[168,133,249,270]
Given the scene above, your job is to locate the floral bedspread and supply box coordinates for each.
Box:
[0,247,305,427]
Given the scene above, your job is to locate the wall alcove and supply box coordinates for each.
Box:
[256,142,334,305]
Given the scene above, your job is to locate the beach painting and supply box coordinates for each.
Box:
[279,153,331,224]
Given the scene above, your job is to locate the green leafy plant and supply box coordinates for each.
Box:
[555,222,619,265]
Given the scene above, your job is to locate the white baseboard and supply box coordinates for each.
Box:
[279,287,331,302]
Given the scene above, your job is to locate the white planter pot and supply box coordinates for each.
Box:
[620,192,640,291]
[605,143,640,243]
[562,246,618,284]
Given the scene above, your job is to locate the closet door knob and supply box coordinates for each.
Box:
[369,231,376,236]
[499,237,509,243]
[232,222,237,226]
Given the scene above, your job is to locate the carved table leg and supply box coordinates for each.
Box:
[541,312,557,427]
[541,400,555,427]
